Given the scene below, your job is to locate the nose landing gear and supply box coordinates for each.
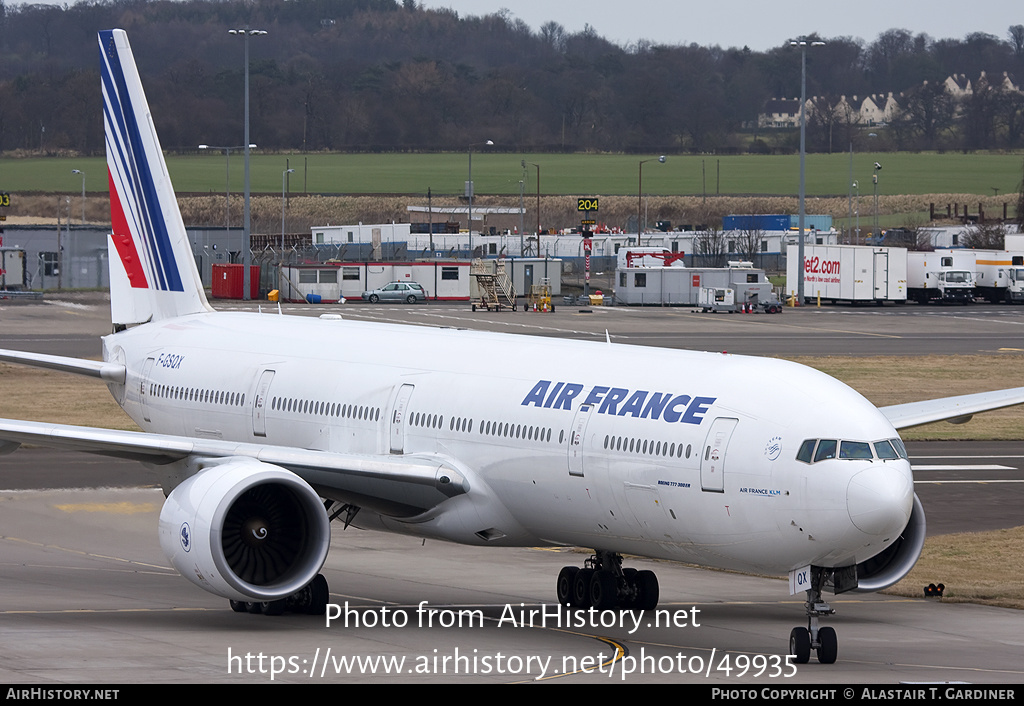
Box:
[789,566,838,664]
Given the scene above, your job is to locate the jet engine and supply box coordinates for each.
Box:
[853,493,926,592]
[158,459,330,602]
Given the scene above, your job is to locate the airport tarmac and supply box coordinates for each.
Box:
[1,295,1023,684]
[2,487,1023,685]
[6,293,1024,357]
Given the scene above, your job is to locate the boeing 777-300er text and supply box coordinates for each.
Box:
[2,30,1024,666]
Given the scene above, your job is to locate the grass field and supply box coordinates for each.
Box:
[4,151,1024,197]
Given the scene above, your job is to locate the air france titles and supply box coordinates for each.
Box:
[521,380,716,424]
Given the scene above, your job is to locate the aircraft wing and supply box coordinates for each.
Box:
[880,387,1024,429]
[0,349,126,384]
[0,417,468,516]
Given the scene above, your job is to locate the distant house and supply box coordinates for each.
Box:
[858,93,899,126]
[759,99,801,128]
[758,69,1024,131]
[759,93,900,129]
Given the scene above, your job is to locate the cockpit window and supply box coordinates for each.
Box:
[796,439,816,463]
[797,437,909,463]
[813,439,837,462]
[874,440,899,459]
[839,441,872,459]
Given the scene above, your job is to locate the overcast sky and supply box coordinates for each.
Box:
[419,0,1022,51]
[4,0,1019,51]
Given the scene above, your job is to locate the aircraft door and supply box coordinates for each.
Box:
[700,417,737,493]
[389,383,415,454]
[139,357,155,423]
[567,403,593,477]
[252,369,275,437]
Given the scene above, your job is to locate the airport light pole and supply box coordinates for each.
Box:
[230,27,266,301]
[198,144,256,229]
[637,156,665,245]
[873,162,882,239]
[466,140,493,258]
[281,168,294,252]
[71,169,86,224]
[853,181,861,245]
[524,160,541,250]
[791,37,825,304]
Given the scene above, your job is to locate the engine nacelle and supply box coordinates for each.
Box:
[853,492,926,592]
[158,459,330,602]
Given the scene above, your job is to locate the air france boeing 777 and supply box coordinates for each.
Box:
[2,29,1024,666]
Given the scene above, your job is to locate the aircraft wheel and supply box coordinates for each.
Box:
[789,627,811,664]
[262,600,287,616]
[620,569,639,609]
[589,570,618,610]
[817,626,838,664]
[556,566,578,606]
[245,601,263,614]
[572,569,594,608]
[636,570,659,610]
[229,600,247,613]
[307,574,330,615]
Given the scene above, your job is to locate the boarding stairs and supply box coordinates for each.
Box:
[470,259,516,311]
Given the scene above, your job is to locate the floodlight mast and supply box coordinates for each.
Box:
[790,38,825,304]
[229,27,267,300]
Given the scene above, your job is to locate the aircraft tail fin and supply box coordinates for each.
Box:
[100,29,213,326]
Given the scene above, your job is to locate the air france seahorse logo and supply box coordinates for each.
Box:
[179,522,191,552]
[765,436,783,461]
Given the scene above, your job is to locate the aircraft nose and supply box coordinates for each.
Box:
[847,464,913,536]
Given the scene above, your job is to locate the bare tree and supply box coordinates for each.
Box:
[1008,24,1024,59]
[960,222,1006,249]
[694,226,728,268]
[735,224,764,264]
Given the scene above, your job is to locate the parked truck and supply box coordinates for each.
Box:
[785,244,907,304]
[0,248,27,291]
[968,250,1024,303]
[906,250,976,303]
[616,249,780,309]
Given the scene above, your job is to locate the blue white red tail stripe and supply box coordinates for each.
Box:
[100,29,211,325]
[100,29,183,293]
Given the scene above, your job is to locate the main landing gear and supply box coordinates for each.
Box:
[556,550,660,610]
[788,567,838,664]
[228,573,330,617]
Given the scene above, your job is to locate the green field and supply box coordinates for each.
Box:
[3,151,1023,197]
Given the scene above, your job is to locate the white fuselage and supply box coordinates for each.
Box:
[103,311,914,577]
